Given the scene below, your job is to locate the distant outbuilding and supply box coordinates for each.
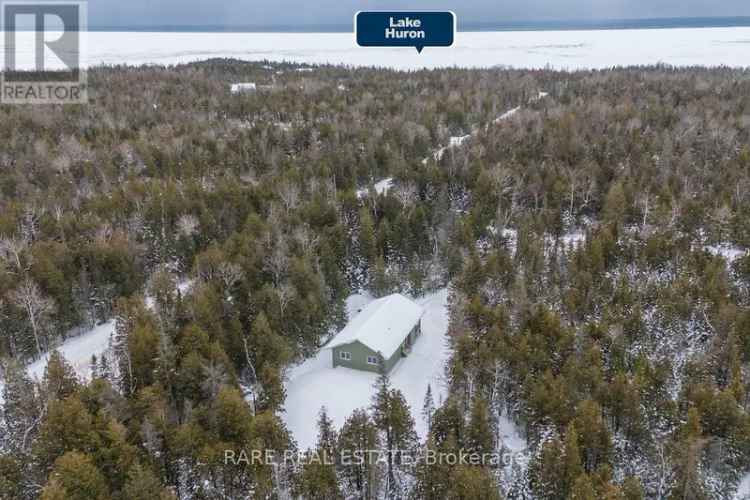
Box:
[230,82,257,94]
[326,294,423,373]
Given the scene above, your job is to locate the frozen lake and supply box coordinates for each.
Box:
[2,27,750,70]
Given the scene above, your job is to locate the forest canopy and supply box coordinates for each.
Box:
[1,60,750,499]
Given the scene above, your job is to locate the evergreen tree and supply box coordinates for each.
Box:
[1,361,41,453]
[296,407,341,500]
[570,473,597,500]
[0,455,24,500]
[40,451,109,500]
[446,465,503,500]
[41,351,79,401]
[122,463,175,500]
[466,396,495,457]
[668,408,707,500]
[422,384,435,432]
[359,209,378,277]
[413,434,451,500]
[371,371,418,496]
[337,409,380,500]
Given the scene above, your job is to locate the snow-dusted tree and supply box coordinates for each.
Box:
[337,409,380,500]
[422,384,435,431]
[296,407,340,499]
[200,361,229,400]
[0,298,19,357]
[292,224,319,257]
[276,282,295,319]
[148,267,178,333]
[20,205,42,243]
[41,350,79,402]
[638,191,652,229]
[176,213,199,237]
[72,268,96,329]
[10,279,56,359]
[216,261,243,294]
[394,181,419,211]
[112,297,140,396]
[279,181,300,213]
[264,240,289,286]
[371,371,418,497]
[0,235,29,273]
[1,361,43,453]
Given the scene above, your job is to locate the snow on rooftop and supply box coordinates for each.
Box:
[345,291,374,318]
[230,82,257,94]
[326,293,423,359]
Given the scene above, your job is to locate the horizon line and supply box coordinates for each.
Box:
[85,15,750,33]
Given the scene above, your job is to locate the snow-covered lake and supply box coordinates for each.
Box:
[2,28,750,70]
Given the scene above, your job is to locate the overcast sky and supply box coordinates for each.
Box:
[89,0,750,28]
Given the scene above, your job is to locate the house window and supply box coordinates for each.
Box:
[367,355,379,365]
[339,351,352,361]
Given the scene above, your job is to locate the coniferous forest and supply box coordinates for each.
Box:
[2,60,750,499]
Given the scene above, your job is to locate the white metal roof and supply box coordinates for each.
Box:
[327,294,423,359]
[230,82,257,94]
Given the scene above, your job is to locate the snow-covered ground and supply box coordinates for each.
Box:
[425,135,472,164]
[282,288,450,450]
[486,227,586,256]
[26,321,115,383]
[557,230,586,249]
[736,473,750,500]
[494,106,521,123]
[356,178,393,198]
[428,89,547,167]
[498,411,527,452]
[0,278,193,405]
[704,243,747,264]
[0,320,114,405]
[4,28,749,70]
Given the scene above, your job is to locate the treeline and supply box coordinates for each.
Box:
[1,60,750,498]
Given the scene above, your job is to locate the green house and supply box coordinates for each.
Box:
[327,294,424,374]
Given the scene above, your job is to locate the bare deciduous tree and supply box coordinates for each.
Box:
[264,241,289,286]
[279,181,300,213]
[293,225,319,256]
[276,282,295,318]
[10,279,56,359]
[0,236,29,273]
[217,262,244,292]
[176,214,200,237]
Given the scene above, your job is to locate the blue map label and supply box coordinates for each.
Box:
[356,11,455,53]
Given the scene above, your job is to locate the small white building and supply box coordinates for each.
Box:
[230,83,257,94]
